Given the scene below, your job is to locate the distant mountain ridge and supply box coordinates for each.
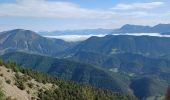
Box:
[116,24,152,33]
[114,24,170,33]
[39,24,170,35]
[39,28,113,35]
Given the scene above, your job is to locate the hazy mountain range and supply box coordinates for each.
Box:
[39,24,170,36]
[0,27,170,99]
[114,24,170,33]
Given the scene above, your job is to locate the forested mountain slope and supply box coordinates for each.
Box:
[70,35,170,57]
[0,60,137,100]
[0,29,76,56]
[0,52,132,94]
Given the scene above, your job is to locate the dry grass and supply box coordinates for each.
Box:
[0,66,57,100]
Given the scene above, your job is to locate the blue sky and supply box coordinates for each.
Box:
[0,0,169,31]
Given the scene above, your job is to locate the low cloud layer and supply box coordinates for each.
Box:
[44,33,170,42]
[44,35,106,42]
[115,33,170,37]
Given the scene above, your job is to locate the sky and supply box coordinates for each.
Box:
[0,0,170,31]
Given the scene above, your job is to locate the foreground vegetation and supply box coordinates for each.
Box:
[2,51,169,99]
[0,60,137,100]
[1,52,132,93]
[0,87,4,100]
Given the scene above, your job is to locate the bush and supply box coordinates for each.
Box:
[27,82,34,88]
[0,60,4,66]
[17,83,25,90]
[6,79,11,84]
[0,74,3,77]
[15,73,26,90]
[27,90,30,94]
[0,90,4,100]
[0,81,4,100]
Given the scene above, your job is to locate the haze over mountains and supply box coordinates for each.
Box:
[1,0,170,99]
[40,24,170,42]
[114,24,170,33]
[40,24,170,35]
[0,27,170,100]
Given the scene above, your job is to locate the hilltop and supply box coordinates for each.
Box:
[0,29,75,56]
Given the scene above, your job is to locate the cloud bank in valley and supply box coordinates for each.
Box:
[44,34,106,42]
[44,33,170,42]
[115,33,170,37]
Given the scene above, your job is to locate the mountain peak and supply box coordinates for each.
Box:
[0,29,73,56]
[152,24,170,32]
[6,29,39,36]
[120,24,150,30]
[153,23,170,28]
[115,23,170,33]
[117,24,151,33]
[1,29,42,41]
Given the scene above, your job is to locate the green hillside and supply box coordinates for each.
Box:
[0,60,137,100]
[0,29,75,56]
[1,52,132,94]
[71,35,170,57]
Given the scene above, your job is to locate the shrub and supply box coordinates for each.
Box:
[6,79,11,84]
[17,83,25,90]
[27,90,30,94]
[0,74,3,77]
[7,70,10,72]
[0,82,4,100]
[27,82,34,88]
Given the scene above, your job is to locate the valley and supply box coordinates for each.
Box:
[1,0,170,99]
[0,27,170,99]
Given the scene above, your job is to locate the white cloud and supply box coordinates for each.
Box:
[113,33,170,38]
[0,0,164,20]
[0,0,169,31]
[112,2,164,10]
[43,33,170,42]
[0,0,156,19]
[44,34,106,42]
[0,0,116,19]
